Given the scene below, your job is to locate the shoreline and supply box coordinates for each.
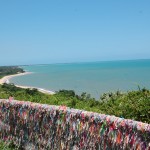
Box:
[0,72,55,95]
[0,72,32,84]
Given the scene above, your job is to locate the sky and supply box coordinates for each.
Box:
[0,0,150,66]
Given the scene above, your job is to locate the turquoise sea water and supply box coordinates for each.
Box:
[10,59,150,99]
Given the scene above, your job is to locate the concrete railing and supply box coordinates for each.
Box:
[0,99,150,150]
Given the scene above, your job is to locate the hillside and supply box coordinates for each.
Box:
[0,66,24,79]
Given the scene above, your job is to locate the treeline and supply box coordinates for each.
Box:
[0,66,24,79]
[0,83,149,123]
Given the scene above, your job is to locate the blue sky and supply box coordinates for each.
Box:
[0,0,150,66]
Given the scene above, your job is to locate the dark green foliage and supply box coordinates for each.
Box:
[99,90,150,123]
[0,66,24,79]
[80,92,92,100]
[56,89,75,97]
[70,98,77,108]
[25,88,38,95]
[0,84,149,123]
[2,83,19,92]
[0,140,16,150]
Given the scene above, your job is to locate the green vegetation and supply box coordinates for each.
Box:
[0,66,24,79]
[0,83,149,123]
[0,140,15,150]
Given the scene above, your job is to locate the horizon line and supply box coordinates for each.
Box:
[20,58,150,67]
[1,58,150,67]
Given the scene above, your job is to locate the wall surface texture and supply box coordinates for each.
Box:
[0,99,150,150]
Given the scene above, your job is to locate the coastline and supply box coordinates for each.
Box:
[0,72,55,95]
[0,72,31,84]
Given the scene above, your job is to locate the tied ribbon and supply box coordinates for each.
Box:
[0,99,149,150]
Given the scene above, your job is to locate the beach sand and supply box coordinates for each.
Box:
[0,72,55,95]
[0,72,31,84]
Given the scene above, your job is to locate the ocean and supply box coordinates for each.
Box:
[9,59,150,99]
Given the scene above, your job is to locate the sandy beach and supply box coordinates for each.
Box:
[0,72,55,95]
[15,85,55,95]
[0,72,31,84]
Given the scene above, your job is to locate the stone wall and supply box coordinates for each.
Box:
[0,99,149,150]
